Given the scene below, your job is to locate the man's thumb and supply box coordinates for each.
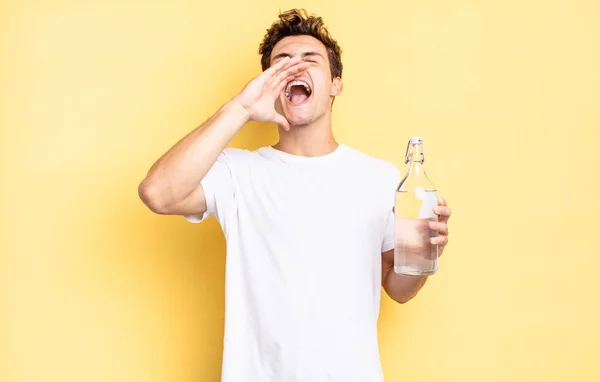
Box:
[274,114,290,131]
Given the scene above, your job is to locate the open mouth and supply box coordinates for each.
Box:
[284,80,312,105]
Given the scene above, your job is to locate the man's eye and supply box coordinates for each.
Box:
[306,60,317,63]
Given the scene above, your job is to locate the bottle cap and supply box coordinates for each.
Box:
[409,136,423,144]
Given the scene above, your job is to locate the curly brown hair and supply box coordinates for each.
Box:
[259,9,343,80]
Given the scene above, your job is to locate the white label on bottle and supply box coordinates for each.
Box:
[417,190,438,219]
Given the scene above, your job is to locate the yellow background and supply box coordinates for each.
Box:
[2,0,599,381]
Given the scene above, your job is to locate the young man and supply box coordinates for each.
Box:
[139,9,452,382]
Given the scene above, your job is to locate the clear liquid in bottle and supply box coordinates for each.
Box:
[394,189,438,276]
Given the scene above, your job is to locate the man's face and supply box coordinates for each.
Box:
[270,35,343,127]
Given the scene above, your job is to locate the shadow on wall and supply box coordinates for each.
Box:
[77,178,226,380]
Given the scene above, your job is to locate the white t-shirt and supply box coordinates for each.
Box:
[186,143,400,382]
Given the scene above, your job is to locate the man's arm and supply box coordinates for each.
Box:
[138,56,309,216]
[138,101,248,216]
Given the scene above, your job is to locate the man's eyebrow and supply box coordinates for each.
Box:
[301,52,324,59]
[272,52,292,61]
[272,51,324,60]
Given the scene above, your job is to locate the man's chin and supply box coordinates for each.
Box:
[283,112,313,127]
[287,119,311,128]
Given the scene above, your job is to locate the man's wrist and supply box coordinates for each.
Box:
[226,97,251,125]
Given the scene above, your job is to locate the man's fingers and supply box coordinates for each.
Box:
[434,199,451,222]
[276,74,296,94]
[274,64,310,93]
[428,221,448,235]
[272,62,310,89]
[279,56,304,73]
[434,206,452,218]
[277,62,310,82]
[262,56,292,77]
[430,236,449,246]
[264,56,302,79]
[429,236,448,247]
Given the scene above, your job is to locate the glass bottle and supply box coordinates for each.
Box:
[394,136,439,276]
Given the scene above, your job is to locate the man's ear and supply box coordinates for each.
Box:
[330,77,343,96]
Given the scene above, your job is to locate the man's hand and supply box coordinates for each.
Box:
[233,56,309,131]
[381,197,452,304]
[429,197,452,256]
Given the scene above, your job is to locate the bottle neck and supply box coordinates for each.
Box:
[405,142,425,170]
[399,140,436,192]
[407,160,424,176]
[405,143,425,164]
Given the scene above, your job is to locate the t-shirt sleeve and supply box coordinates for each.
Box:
[381,209,395,252]
[184,149,239,225]
[381,163,401,252]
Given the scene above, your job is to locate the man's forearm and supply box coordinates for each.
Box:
[382,268,428,304]
[139,100,249,211]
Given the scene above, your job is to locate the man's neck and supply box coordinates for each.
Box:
[273,116,338,157]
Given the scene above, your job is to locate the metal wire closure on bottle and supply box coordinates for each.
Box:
[404,140,425,164]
